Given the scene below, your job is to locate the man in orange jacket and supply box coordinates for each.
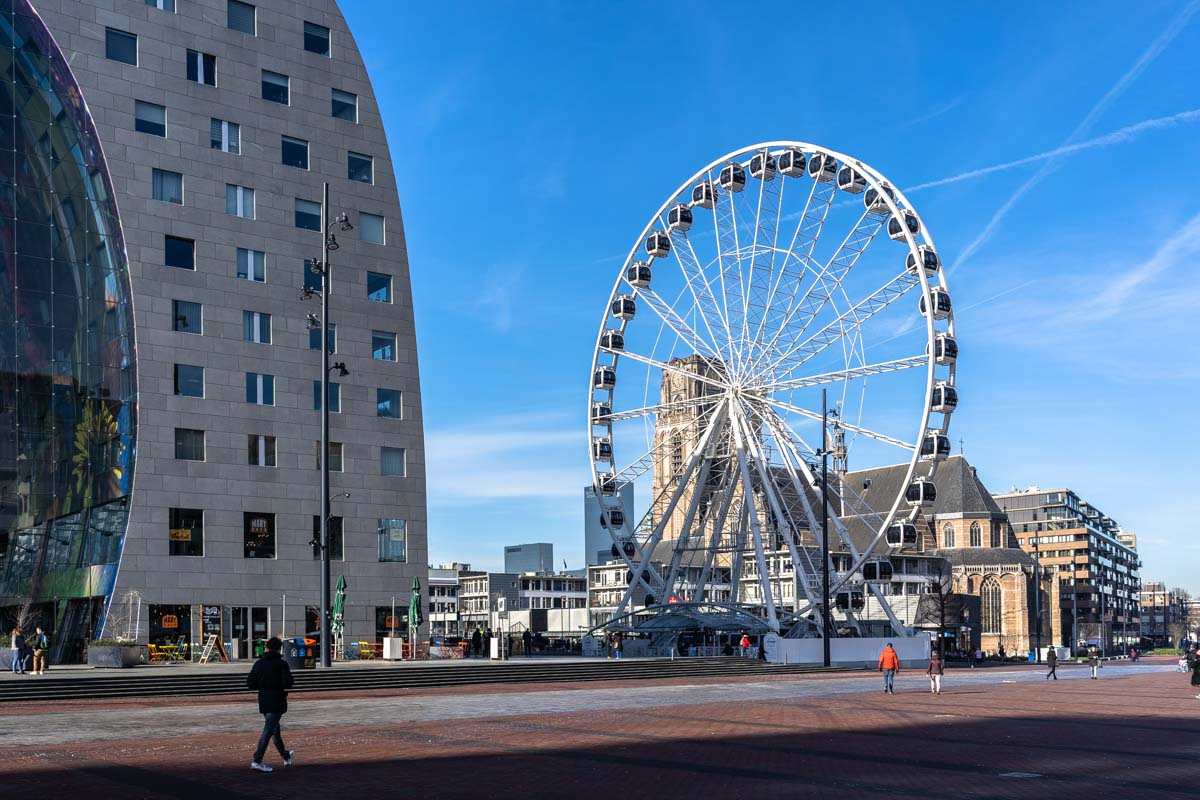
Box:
[878,642,900,694]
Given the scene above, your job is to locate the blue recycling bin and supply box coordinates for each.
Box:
[1028,650,1036,663]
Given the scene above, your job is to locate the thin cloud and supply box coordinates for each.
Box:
[906,109,1200,193]
[1082,210,1200,319]
[898,94,967,130]
[950,0,1200,273]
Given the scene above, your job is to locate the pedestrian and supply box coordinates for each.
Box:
[1191,651,1200,700]
[32,626,49,675]
[522,628,532,658]
[1087,645,1101,679]
[484,627,493,658]
[878,642,899,694]
[471,627,482,659]
[1187,645,1197,671]
[739,633,751,657]
[1045,647,1058,681]
[968,647,975,669]
[246,636,295,773]
[613,631,624,660]
[1130,647,1138,663]
[9,627,26,675]
[927,649,944,694]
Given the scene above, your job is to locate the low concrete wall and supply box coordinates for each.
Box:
[766,636,930,668]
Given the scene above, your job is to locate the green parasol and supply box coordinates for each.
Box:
[408,575,424,633]
[331,575,347,637]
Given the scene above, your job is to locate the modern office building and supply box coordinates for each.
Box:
[1139,581,1188,647]
[0,0,426,661]
[503,542,553,575]
[995,487,1141,653]
[427,564,461,636]
[583,483,634,567]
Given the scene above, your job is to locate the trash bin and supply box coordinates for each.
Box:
[283,637,315,670]
[1028,650,1036,663]
[253,638,266,658]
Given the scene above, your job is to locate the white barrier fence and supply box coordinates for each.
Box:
[764,635,930,668]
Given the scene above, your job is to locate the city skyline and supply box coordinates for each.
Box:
[344,1,1200,590]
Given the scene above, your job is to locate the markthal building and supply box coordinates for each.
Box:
[1,0,427,663]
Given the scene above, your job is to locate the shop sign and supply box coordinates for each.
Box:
[169,528,192,541]
[161,614,179,629]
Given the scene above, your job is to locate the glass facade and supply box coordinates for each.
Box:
[0,2,138,630]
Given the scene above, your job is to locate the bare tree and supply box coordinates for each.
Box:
[1169,588,1192,647]
[13,598,39,633]
[914,559,955,656]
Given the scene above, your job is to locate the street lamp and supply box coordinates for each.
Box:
[1032,536,1042,663]
[814,389,832,668]
[302,181,353,669]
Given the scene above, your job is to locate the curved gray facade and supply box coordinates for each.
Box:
[18,0,426,657]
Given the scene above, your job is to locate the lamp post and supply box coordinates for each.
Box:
[1032,536,1042,663]
[304,181,353,669]
[818,389,831,668]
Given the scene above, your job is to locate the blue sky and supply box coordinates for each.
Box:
[342,1,1200,592]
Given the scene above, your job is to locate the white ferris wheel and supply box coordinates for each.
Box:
[587,141,958,637]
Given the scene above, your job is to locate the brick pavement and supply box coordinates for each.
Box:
[2,661,1196,800]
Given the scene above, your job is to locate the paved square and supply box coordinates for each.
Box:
[2,660,1195,799]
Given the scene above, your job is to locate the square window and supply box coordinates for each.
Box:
[377,518,406,562]
[360,213,384,244]
[381,447,406,477]
[237,248,265,282]
[246,372,275,405]
[172,299,201,334]
[187,50,216,86]
[295,198,321,230]
[169,508,203,557]
[376,388,401,419]
[262,70,289,105]
[309,323,336,353]
[312,516,343,560]
[331,89,357,122]
[304,21,331,56]
[313,380,341,412]
[367,272,392,303]
[242,310,271,344]
[243,512,275,559]
[248,434,276,467]
[135,101,166,136]
[372,330,396,361]
[152,169,183,204]
[228,0,256,34]
[211,119,239,154]
[226,185,254,218]
[316,441,344,472]
[174,428,205,461]
[174,364,204,398]
[281,136,309,169]
[164,235,195,269]
[105,28,138,65]
[347,152,373,184]
[146,0,176,10]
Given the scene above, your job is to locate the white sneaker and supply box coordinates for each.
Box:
[284,751,295,766]
[251,762,273,773]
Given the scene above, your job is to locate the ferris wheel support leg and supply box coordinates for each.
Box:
[659,434,721,603]
[734,408,824,623]
[694,464,741,604]
[731,408,779,632]
[612,400,728,619]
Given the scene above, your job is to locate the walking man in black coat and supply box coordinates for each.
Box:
[1045,647,1058,680]
[247,636,295,773]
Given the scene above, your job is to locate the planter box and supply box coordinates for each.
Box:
[87,645,147,668]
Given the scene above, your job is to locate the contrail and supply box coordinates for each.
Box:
[906,109,1200,193]
[949,0,1200,273]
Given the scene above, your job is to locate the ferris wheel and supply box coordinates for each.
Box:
[587,141,957,636]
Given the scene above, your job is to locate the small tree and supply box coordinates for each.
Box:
[914,559,955,656]
[1169,588,1192,648]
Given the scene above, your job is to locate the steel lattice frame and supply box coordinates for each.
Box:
[588,141,957,637]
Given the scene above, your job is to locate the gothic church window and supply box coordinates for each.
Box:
[981,576,1002,633]
[943,525,955,547]
[970,522,982,547]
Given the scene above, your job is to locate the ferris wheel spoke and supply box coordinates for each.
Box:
[743,154,785,369]
[765,397,915,452]
[614,348,730,393]
[603,395,722,424]
[669,229,734,359]
[712,169,748,375]
[729,412,778,626]
[611,425,705,484]
[751,211,887,385]
[762,271,921,384]
[633,285,720,360]
[763,354,926,394]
